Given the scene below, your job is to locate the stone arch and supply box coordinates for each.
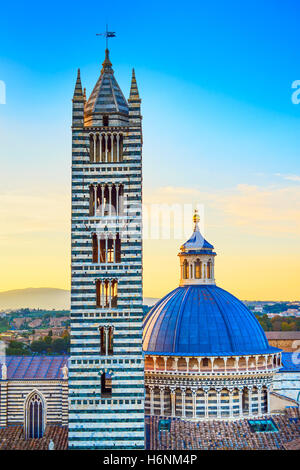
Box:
[200,357,211,371]
[156,356,164,371]
[166,357,173,371]
[248,356,256,369]
[177,357,187,371]
[226,357,236,370]
[189,357,198,372]
[257,355,265,368]
[238,357,247,370]
[214,357,225,371]
[144,356,154,371]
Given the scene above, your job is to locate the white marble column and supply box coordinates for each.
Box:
[94,185,97,216]
[109,280,112,308]
[105,134,108,162]
[97,234,100,264]
[99,134,102,162]
[104,326,109,355]
[111,134,114,162]
[105,236,108,263]
[116,184,119,216]
[116,134,120,162]
[101,186,105,217]
[101,281,105,308]
[108,185,112,217]
[113,236,116,263]
[93,134,97,162]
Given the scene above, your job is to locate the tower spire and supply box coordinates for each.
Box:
[101,48,113,74]
[128,68,141,103]
[73,68,84,100]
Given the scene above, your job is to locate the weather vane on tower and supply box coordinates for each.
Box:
[96,24,116,49]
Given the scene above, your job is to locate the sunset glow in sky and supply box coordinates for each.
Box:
[0,0,300,300]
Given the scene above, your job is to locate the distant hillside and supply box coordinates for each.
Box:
[0,288,70,310]
[0,288,159,311]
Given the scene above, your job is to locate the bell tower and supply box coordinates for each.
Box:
[178,210,217,286]
[69,49,144,449]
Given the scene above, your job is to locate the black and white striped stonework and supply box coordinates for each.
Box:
[68,52,144,450]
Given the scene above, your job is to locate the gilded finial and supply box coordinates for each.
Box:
[193,209,200,225]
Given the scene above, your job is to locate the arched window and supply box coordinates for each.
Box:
[203,358,209,367]
[207,261,211,279]
[111,280,118,307]
[92,234,98,263]
[99,326,114,355]
[89,185,95,216]
[183,260,189,279]
[195,259,201,279]
[89,134,94,162]
[119,134,124,161]
[97,234,121,263]
[26,392,45,439]
[96,280,118,308]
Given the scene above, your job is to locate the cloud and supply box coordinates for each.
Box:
[145,184,300,237]
[275,173,300,182]
[0,190,70,240]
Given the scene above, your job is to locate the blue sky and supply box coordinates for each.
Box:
[0,0,299,299]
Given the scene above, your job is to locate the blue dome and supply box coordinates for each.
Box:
[143,285,278,356]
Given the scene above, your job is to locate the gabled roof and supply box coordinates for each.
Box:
[1,356,68,380]
[85,49,128,117]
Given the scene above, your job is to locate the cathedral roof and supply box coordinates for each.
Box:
[1,355,68,380]
[85,49,129,118]
[143,285,279,356]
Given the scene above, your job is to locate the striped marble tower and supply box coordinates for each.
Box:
[68,50,144,449]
